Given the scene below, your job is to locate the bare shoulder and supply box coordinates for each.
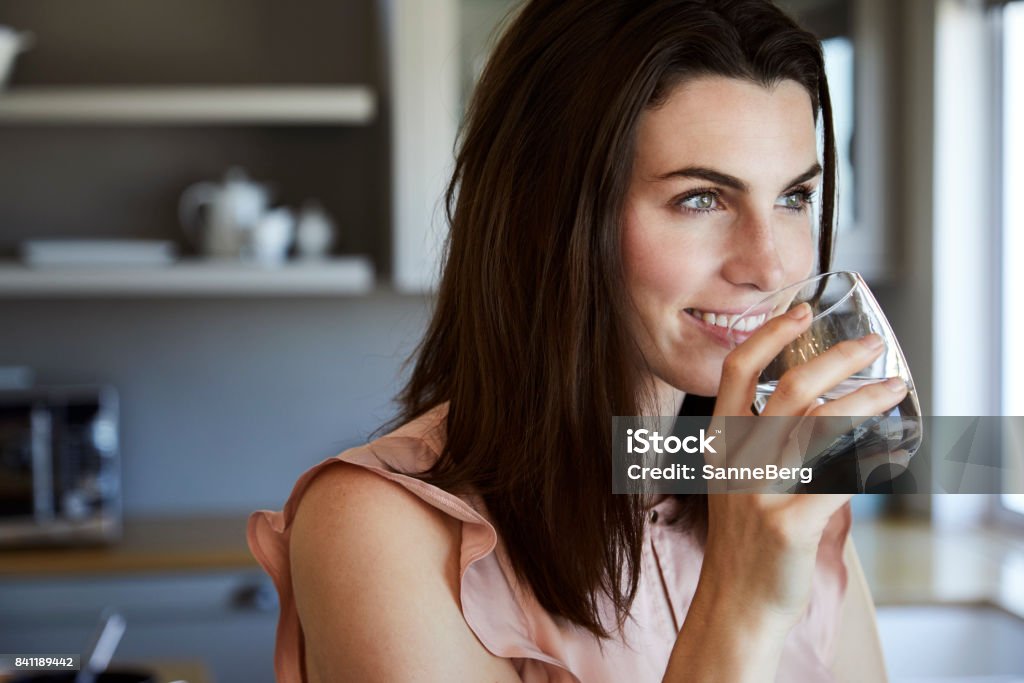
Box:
[292,460,461,558]
[290,462,463,599]
[289,460,521,683]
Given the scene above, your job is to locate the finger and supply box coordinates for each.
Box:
[719,413,809,471]
[810,377,908,418]
[758,334,886,416]
[798,415,868,465]
[715,303,814,416]
[796,378,909,458]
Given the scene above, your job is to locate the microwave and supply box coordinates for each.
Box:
[0,385,122,547]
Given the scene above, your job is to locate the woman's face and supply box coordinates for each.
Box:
[622,76,820,400]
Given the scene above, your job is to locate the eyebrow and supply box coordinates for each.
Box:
[654,162,823,192]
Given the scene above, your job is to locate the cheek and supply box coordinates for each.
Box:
[779,219,817,281]
[622,206,695,307]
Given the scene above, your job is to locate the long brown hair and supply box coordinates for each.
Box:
[381,0,837,639]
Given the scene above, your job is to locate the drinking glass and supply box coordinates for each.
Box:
[725,271,923,469]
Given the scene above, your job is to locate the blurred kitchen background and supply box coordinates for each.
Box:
[0,0,1021,682]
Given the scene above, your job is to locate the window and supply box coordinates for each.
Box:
[1000,1,1023,520]
[1003,2,1023,416]
[1005,495,1024,516]
[822,36,856,235]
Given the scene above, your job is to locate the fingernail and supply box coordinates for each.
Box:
[884,377,906,392]
[787,303,811,320]
[861,333,884,350]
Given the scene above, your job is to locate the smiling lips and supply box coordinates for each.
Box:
[683,308,768,333]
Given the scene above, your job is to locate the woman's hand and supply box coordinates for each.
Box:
[705,302,907,622]
[662,302,908,682]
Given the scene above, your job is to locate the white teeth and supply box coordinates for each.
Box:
[687,309,766,332]
[734,313,767,332]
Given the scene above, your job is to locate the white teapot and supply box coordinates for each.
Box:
[179,167,271,259]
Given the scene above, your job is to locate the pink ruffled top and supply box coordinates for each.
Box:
[247,403,852,682]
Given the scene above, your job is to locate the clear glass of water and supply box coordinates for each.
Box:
[725,270,923,467]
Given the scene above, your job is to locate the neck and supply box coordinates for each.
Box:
[654,380,686,417]
[638,378,684,511]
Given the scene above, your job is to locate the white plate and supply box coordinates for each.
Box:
[20,239,178,267]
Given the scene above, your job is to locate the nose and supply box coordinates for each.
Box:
[720,212,787,292]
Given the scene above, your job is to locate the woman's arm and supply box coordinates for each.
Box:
[663,565,795,682]
[830,536,889,682]
[289,462,523,683]
[663,529,889,683]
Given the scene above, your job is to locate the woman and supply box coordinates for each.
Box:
[248,0,900,680]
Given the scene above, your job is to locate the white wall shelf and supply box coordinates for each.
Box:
[0,257,375,297]
[0,85,376,125]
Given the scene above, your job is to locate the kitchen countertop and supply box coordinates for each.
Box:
[0,515,255,577]
[0,660,212,683]
[4,513,1022,623]
[852,516,1024,620]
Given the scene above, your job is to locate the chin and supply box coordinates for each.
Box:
[647,349,725,404]
[663,367,721,401]
[684,376,721,399]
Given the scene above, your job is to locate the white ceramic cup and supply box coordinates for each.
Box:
[0,26,35,90]
[249,207,296,266]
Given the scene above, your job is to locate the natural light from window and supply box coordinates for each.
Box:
[821,36,855,233]
[1003,2,1023,516]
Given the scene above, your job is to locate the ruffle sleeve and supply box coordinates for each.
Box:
[246,433,584,683]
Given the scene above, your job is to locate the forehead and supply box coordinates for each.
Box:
[635,77,818,180]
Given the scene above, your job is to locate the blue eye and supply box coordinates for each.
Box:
[673,186,817,216]
[677,191,722,214]
[776,187,817,213]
